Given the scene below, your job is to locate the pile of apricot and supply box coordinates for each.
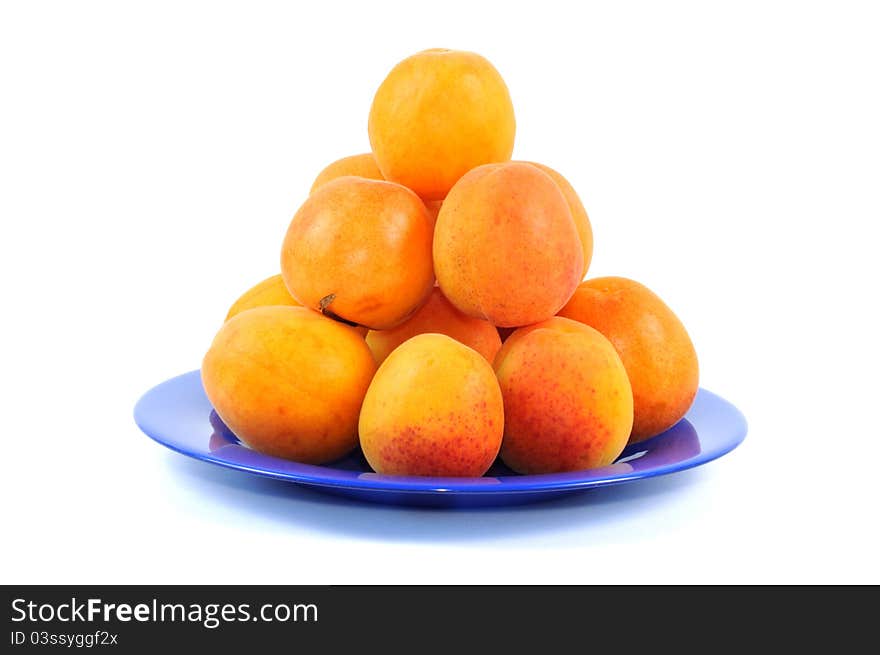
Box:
[202,49,699,477]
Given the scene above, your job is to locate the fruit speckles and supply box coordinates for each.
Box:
[378,425,493,476]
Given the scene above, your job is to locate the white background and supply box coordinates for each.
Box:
[2,1,878,584]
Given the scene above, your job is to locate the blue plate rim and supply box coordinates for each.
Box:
[134,370,747,495]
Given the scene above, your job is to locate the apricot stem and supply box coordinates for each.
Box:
[319,294,362,328]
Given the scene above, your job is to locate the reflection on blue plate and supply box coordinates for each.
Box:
[134,371,746,507]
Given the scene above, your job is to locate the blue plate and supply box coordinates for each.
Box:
[134,371,746,507]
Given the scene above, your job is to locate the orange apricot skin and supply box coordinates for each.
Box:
[424,199,442,226]
[225,274,300,321]
[359,333,504,477]
[281,176,435,330]
[368,49,516,200]
[558,277,699,442]
[365,287,501,364]
[433,162,583,327]
[310,153,383,194]
[201,306,377,464]
[522,162,593,279]
[494,317,634,474]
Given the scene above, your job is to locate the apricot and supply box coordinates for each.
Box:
[522,162,593,279]
[365,287,501,365]
[359,334,504,477]
[494,317,633,474]
[225,274,299,321]
[433,162,583,327]
[201,306,377,463]
[310,153,383,194]
[281,176,435,330]
[558,277,699,442]
[368,49,516,200]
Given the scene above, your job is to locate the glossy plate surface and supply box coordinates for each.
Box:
[134,371,746,507]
